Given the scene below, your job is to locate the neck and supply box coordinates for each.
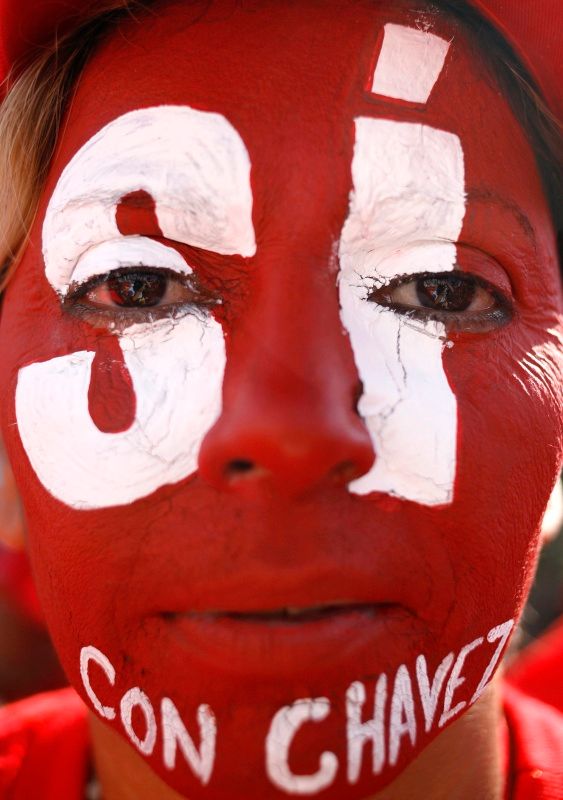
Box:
[371,679,505,800]
[89,713,185,800]
[90,680,505,800]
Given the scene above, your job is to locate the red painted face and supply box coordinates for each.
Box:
[0,0,562,797]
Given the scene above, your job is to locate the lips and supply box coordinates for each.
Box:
[113,501,455,687]
[133,550,441,683]
[150,600,415,681]
[166,600,397,624]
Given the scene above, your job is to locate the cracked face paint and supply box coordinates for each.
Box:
[339,119,464,503]
[0,1,562,798]
[15,105,254,509]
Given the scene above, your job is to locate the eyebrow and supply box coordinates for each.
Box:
[57,187,537,252]
[465,189,536,246]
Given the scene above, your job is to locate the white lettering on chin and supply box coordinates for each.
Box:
[265,699,338,795]
[79,645,116,720]
[345,619,512,783]
[79,617,513,793]
[79,646,216,784]
[439,637,484,727]
[161,697,216,785]
[470,619,515,703]
[120,687,157,756]
[389,665,417,766]
[346,674,387,783]
[416,652,454,732]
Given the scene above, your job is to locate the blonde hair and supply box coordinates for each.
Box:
[0,1,147,291]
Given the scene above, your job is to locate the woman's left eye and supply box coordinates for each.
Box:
[368,271,512,332]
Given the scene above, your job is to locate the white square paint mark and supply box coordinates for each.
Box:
[371,23,450,104]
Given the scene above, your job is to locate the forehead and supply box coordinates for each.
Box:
[49,0,553,267]
[64,0,495,151]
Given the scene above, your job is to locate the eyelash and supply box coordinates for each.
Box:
[365,270,513,333]
[64,267,219,323]
[64,264,513,339]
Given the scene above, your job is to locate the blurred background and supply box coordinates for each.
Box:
[519,484,563,646]
[0,441,66,702]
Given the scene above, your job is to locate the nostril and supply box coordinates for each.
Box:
[226,459,255,475]
[223,459,271,484]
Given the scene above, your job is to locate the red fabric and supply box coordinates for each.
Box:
[503,621,563,799]
[472,0,562,120]
[0,0,83,76]
[507,619,563,713]
[504,686,563,800]
[0,687,89,799]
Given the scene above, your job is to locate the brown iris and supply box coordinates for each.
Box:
[107,272,167,307]
[416,276,475,312]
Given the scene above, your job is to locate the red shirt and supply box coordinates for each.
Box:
[504,684,563,799]
[504,620,563,799]
[0,688,88,798]
[0,628,562,799]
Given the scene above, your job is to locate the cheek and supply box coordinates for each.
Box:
[14,312,225,509]
[8,103,260,511]
[443,324,563,606]
[1,250,228,519]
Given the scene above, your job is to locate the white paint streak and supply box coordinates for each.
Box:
[120,687,157,756]
[346,675,387,783]
[161,697,216,784]
[339,117,466,504]
[17,106,256,509]
[371,23,450,103]
[266,698,338,795]
[79,645,116,720]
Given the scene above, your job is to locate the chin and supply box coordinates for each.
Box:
[68,601,515,800]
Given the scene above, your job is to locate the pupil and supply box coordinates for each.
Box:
[108,273,167,307]
[416,276,475,312]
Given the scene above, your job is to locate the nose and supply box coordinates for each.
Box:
[197,263,375,496]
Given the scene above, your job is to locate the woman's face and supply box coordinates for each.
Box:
[0,0,561,797]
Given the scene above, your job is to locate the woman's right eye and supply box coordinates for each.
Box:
[67,268,218,316]
[85,270,181,308]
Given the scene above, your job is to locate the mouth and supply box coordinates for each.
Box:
[153,601,414,679]
[166,601,396,624]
